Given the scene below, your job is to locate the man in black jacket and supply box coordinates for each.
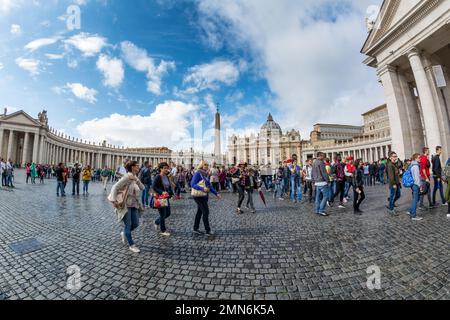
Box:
[431,146,447,207]
[71,163,81,195]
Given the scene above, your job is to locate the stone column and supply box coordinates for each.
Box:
[32,132,40,163]
[0,129,4,159]
[6,130,15,161]
[22,132,30,166]
[379,65,415,160]
[407,48,441,150]
[38,135,45,163]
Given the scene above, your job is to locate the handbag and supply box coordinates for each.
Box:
[150,193,169,209]
[113,185,130,210]
[232,177,240,184]
[191,174,209,197]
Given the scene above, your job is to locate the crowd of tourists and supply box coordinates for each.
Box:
[3,145,449,254]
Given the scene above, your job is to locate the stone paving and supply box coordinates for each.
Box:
[0,170,449,300]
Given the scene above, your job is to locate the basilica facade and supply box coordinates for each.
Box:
[227,114,302,166]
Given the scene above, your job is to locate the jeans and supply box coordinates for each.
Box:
[175,181,182,197]
[123,207,139,246]
[274,181,283,198]
[83,180,90,194]
[2,172,6,186]
[155,206,171,232]
[388,185,401,210]
[370,174,376,186]
[262,176,269,190]
[432,177,446,205]
[72,179,80,195]
[142,184,151,206]
[379,172,385,184]
[7,174,14,187]
[363,174,370,186]
[57,181,66,196]
[237,184,245,208]
[419,180,432,207]
[26,173,31,184]
[315,185,329,214]
[246,188,255,209]
[344,179,353,198]
[290,176,302,201]
[304,180,313,202]
[409,185,420,218]
[328,181,335,202]
[333,180,345,204]
[282,178,289,195]
[194,196,211,233]
[264,176,273,191]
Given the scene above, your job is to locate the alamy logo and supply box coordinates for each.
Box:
[66,265,82,290]
[366,265,381,290]
[66,5,81,31]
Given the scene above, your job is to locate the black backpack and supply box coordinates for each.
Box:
[141,168,152,185]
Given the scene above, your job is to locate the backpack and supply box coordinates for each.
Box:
[141,168,152,185]
[402,164,418,188]
[443,164,450,182]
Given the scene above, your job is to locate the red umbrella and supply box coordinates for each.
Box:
[258,189,267,207]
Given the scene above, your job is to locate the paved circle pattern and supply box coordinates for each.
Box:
[0,170,449,300]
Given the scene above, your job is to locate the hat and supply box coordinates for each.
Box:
[347,156,354,161]
[238,161,247,166]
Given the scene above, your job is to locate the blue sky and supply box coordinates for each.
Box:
[0,0,384,151]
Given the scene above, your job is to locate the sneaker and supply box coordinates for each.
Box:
[447,214,450,218]
[161,232,171,237]
[236,208,243,214]
[129,245,140,253]
[442,203,448,206]
[405,211,411,216]
[206,231,215,236]
[338,205,345,209]
[120,232,126,245]
[343,198,348,204]
[278,198,284,201]
[251,209,256,214]
[154,223,158,231]
[318,212,328,216]
[193,230,204,235]
[353,211,362,215]
[327,201,331,207]
[411,217,423,221]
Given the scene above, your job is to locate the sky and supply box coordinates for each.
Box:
[0,0,384,152]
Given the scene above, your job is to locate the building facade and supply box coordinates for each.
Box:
[0,109,182,168]
[301,104,392,162]
[227,114,302,166]
[362,0,450,161]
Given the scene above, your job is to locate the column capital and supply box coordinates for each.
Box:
[377,64,398,78]
[406,47,421,59]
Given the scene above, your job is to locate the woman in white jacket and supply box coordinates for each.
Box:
[108,160,144,253]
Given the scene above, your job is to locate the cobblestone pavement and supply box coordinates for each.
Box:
[0,170,449,300]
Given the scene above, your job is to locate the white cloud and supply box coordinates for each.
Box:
[76,101,197,148]
[45,53,65,60]
[96,54,124,88]
[0,0,16,13]
[25,37,60,52]
[0,62,3,70]
[65,83,98,104]
[64,33,107,57]
[120,41,175,95]
[67,60,78,68]
[183,59,240,93]
[196,0,384,133]
[15,57,40,75]
[10,24,21,35]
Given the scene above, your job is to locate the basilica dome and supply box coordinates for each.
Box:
[261,113,282,134]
